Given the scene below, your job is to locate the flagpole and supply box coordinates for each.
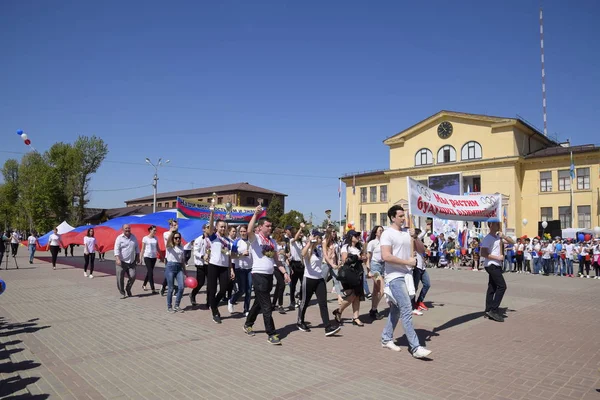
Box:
[570,151,575,228]
[338,179,343,235]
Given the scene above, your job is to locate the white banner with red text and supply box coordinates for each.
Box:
[407,177,501,222]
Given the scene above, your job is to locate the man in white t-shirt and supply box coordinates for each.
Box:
[380,205,432,359]
[243,206,290,345]
[480,221,514,322]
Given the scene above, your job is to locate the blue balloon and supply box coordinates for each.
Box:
[555,243,562,251]
[16,130,23,135]
[0,280,5,295]
[578,233,585,242]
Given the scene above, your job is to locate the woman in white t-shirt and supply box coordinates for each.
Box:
[366,225,384,321]
[27,232,38,264]
[140,225,159,294]
[333,230,366,327]
[83,228,98,278]
[165,231,187,312]
[46,228,64,270]
[160,219,179,296]
[296,230,341,336]
[10,231,20,257]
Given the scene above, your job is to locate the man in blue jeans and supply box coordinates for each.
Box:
[481,221,514,322]
[380,205,432,359]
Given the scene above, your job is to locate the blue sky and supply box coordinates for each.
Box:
[1,0,599,225]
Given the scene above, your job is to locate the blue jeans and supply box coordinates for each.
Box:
[532,258,540,274]
[165,262,184,309]
[381,277,421,351]
[28,244,36,263]
[503,257,513,272]
[413,268,430,304]
[566,259,574,275]
[363,273,371,296]
[230,269,252,313]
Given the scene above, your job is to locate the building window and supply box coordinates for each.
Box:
[263,199,269,207]
[558,170,570,191]
[247,197,255,206]
[461,141,482,160]
[437,145,456,163]
[577,168,590,190]
[577,205,591,229]
[380,185,387,202]
[540,171,552,192]
[380,212,387,226]
[172,201,176,208]
[198,199,203,202]
[415,148,433,166]
[558,206,571,229]
[369,186,377,202]
[370,213,377,230]
[217,197,223,204]
[540,207,552,222]
[360,214,367,232]
[157,202,162,207]
[360,188,367,203]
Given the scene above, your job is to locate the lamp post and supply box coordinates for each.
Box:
[145,158,170,213]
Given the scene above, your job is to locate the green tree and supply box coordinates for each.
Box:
[266,195,284,227]
[72,135,108,225]
[0,159,20,230]
[46,142,79,223]
[279,210,305,230]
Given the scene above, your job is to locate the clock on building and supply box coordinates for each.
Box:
[437,121,453,139]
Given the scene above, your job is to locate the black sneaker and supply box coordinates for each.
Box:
[126,290,133,297]
[174,306,184,313]
[366,293,372,300]
[267,334,281,345]
[369,309,383,320]
[485,311,504,322]
[212,315,222,324]
[288,303,296,311]
[160,288,166,296]
[297,322,311,332]
[278,306,286,314]
[189,294,197,306]
[325,324,341,337]
[242,324,255,336]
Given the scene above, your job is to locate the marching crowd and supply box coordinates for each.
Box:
[5,205,599,358]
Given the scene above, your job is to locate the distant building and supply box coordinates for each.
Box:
[124,182,286,210]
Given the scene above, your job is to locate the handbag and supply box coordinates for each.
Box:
[337,255,362,287]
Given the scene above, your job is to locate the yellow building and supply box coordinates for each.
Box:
[341,111,600,237]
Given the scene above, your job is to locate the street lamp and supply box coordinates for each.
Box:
[145,158,170,213]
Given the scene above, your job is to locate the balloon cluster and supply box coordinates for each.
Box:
[16,130,31,146]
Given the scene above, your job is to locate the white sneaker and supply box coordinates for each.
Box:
[244,311,249,317]
[587,275,590,278]
[89,274,94,279]
[227,301,234,313]
[84,272,88,277]
[412,346,432,359]
[382,341,402,352]
[412,309,423,316]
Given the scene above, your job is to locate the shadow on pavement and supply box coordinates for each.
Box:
[0,318,50,398]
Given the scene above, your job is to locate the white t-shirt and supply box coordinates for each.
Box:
[304,248,324,279]
[524,244,533,261]
[208,233,231,267]
[11,232,19,244]
[480,233,502,268]
[542,244,552,259]
[367,239,382,263]
[565,243,574,258]
[84,236,96,254]
[183,241,193,251]
[379,228,412,284]
[533,243,541,258]
[142,235,159,258]
[233,238,252,270]
[289,238,303,261]
[341,244,361,256]
[48,233,61,247]
[27,235,37,245]
[248,234,277,275]
[166,245,185,263]
[277,243,287,265]
[193,235,208,266]
[163,231,171,249]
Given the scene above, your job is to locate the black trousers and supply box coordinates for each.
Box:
[84,253,96,274]
[207,263,229,316]
[49,245,60,267]
[190,264,208,303]
[484,264,507,313]
[246,273,276,336]
[10,243,18,256]
[272,267,285,307]
[515,254,523,271]
[289,260,304,305]
[297,277,329,326]
[143,257,157,290]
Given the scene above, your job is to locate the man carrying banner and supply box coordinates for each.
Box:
[480,221,514,322]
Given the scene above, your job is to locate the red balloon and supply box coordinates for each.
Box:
[185,276,198,289]
[24,139,31,145]
[584,234,591,241]
[461,248,467,255]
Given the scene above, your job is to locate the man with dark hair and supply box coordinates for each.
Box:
[380,205,432,358]
[480,221,514,322]
[243,210,290,345]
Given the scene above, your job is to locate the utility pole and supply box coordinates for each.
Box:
[145,158,170,213]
